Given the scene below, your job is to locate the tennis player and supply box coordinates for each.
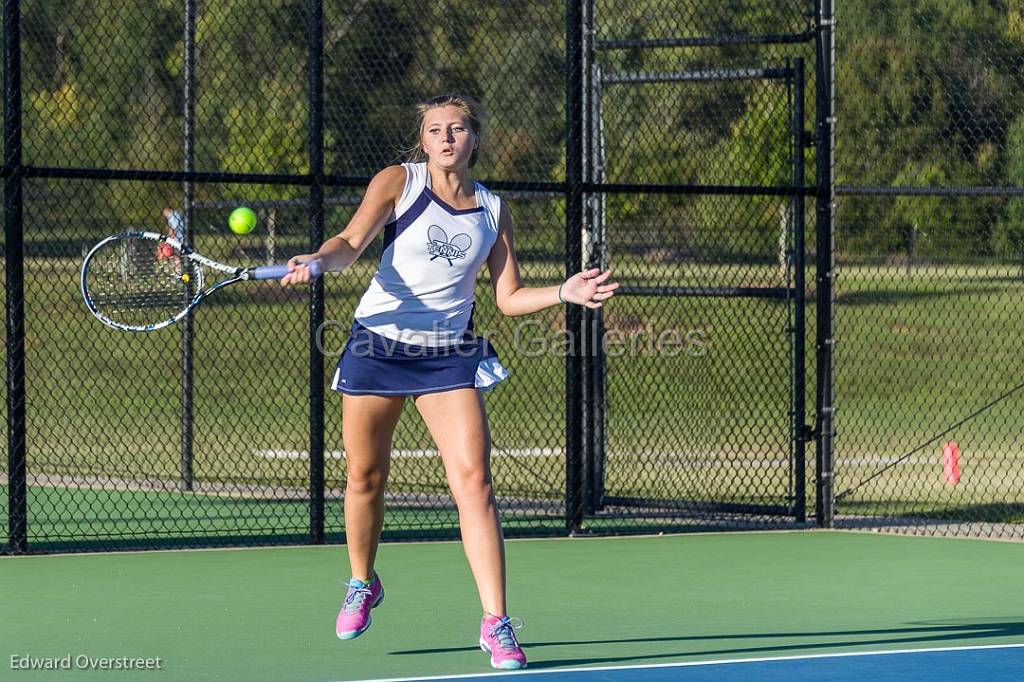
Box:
[282,94,618,670]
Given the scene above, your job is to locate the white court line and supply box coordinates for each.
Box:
[255,449,948,469]
[347,642,1024,682]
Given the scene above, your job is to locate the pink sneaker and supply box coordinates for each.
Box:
[335,575,384,640]
[479,615,527,670]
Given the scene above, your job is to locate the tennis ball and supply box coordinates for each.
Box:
[228,206,257,235]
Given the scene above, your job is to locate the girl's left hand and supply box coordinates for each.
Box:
[280,253,322,286]
[561,268,620,308]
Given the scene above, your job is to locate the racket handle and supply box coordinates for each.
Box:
[252,259,323,281]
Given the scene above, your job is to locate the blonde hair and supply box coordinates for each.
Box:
[405,93,485,168]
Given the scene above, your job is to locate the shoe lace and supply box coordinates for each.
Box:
[488,616,524,651]
[342,584,373,613]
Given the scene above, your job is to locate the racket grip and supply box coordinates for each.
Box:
[252,259,323,281]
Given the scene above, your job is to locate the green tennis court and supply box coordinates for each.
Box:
[3,531,1023,680]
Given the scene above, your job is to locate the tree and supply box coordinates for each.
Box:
[995,113,1024,275]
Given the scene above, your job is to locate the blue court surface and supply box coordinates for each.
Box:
[368,644,1024,681]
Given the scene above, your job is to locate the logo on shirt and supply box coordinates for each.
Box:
[426,225,472,266]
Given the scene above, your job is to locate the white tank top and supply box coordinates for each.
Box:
[353,162,502,346]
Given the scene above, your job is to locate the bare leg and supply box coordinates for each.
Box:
[413,388,506,616]
[341,393,405,581]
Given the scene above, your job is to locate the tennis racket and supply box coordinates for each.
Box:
[81,230,322,332]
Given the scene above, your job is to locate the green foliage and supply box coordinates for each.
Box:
[691,83,794,258]
[16,0,1024,261]
[994,114,1024,259]
[839,0,1024,258]
[890,155,988,258]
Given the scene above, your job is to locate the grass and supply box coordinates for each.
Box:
[831,262,1024,518]
[3,251,1024,547]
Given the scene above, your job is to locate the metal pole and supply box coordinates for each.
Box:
[565,0,585,533]
[308,0,326,544]
[814,0,836,527]
[180,0,196,491]
[580,0,595,516]
[593,62,606,509]
[791,58,807,523]
[4,0,27,554]
[591,60,607,512]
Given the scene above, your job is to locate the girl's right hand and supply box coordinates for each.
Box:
[279,254,322,285]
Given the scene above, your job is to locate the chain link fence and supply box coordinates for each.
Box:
[6,1,1020,554]
[2,0,826,553]
[576,0,819,532]
[834,2,1024,539]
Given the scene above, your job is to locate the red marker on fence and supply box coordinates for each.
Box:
[943,441,961,486]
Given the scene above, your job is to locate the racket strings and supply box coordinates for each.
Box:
[85,237,200,327]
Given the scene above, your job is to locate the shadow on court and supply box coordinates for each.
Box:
[390,620,1024,670]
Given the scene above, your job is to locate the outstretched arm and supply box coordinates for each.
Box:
[486,202,619,316]
[279,165,406,285]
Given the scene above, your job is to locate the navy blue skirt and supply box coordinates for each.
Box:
[330,319,509,396]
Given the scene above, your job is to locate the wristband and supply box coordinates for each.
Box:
[557,282,566,304]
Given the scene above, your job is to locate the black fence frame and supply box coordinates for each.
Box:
[584,50,811,520]
[3,0,835,554]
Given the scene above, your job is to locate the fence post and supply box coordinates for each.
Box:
[792,57,807,523]
[565,0,585,533]
[815,0,836,527]
[180,0,197,492]
[580,0,599,517]
[4,0,26,554]
[307,0,326,544]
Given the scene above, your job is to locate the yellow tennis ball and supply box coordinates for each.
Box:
[228,207,257,235]
[181,273,190,283]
